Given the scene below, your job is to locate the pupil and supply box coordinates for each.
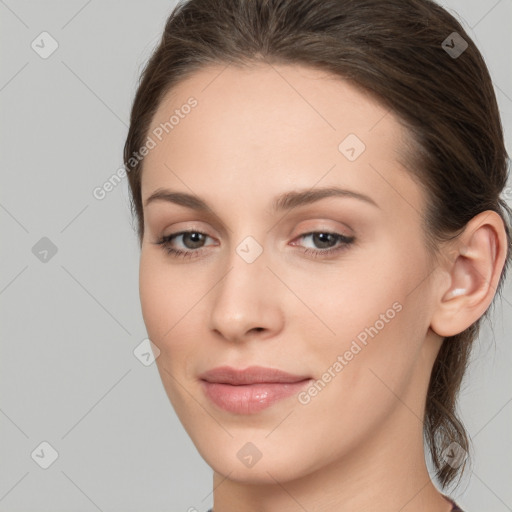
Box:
[185,232,204,248]
[314,233,334,248]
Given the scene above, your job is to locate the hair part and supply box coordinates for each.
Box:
[123,0,512,488]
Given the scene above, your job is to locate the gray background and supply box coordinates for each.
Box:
[0,1,510,511]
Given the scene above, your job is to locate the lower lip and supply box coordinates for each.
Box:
[201,379,312,414]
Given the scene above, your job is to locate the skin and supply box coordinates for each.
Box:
[137,63,507,512]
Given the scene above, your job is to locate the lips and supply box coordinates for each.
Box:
[199,365,311,385]
[199,365,312,414]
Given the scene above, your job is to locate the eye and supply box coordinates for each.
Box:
[154,230,216,259]
[153,230,355,260]
[291,231,355,258]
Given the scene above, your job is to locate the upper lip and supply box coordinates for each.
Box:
[199,365,311,385]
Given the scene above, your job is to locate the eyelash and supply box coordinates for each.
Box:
[154,230,355,260]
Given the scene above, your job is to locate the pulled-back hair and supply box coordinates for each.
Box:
[123,0,512,488]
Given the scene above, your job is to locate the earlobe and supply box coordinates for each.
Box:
[430,211,507,338]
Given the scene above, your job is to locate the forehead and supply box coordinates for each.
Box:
[147,62,392,148]
[140,62,423,218]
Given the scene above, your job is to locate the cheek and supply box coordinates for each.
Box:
[299,253,406,343]
[332,250,431,394]
[309,243,428,384]
[139,250,207,372]
[139,252,167,340]
[139,251,189,351]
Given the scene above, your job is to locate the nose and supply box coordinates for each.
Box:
[208,240,285,344]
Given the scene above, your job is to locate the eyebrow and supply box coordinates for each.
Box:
[144,186,380,212]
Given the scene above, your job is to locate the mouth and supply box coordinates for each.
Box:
[199,365,313,414]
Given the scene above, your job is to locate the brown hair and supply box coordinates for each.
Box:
[123,0,512,488]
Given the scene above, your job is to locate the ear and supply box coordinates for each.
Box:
[430,210,508,338]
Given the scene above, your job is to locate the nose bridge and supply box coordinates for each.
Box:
[222,220,270,282]
[216,232,269,309]
[208,231,282,340]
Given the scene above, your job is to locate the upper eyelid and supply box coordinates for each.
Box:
[163,227,349,237]
[159,218,353,237]
[148,205,360,237]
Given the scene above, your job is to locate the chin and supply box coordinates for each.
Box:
[211,460,300,484]
[198,441,315,484]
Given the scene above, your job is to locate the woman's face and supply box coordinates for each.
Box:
[138,63,444,483]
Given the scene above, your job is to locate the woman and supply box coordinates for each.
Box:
[123,0,511,510]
